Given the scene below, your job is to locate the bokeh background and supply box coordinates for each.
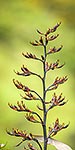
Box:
[0,0,75,149]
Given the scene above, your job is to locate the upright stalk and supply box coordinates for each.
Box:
[42,40,47,150]
[7,22,71,150]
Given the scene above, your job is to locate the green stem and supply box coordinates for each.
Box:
[42,42,47,150]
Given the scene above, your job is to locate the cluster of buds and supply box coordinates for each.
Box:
[30,34,59,47]
[48,118,69,137]
[24,143,36,150]
[6,128,33,145]
[30,36,44,46]
[7,129,42,149]
[8,101,32,112]
[53,76,68,85]
[45,22,61,35]
[47,45,63,55]
[22,52,44,63]
[21,92,39,100]
[13,79,30,92]
[25,113,40,123]
[45,60,64,72]
[49,93,67,108]
[22,52,36,59]
[27,143,36,150]
[47,34,59,42]
[47,76,68,91]
[31,22,61,46]
[13,79,42,101]
[37,22,61,36]
[15,65,42,80]
[7,128,28,138]
[15,65,31,76]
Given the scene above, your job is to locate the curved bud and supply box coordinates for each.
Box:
[0,143,6,148]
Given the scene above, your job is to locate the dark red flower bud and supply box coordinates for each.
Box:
[49,118,69,137]
[48,34,59,41]
[13,79,30,92]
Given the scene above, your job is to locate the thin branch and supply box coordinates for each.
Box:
[15,139,25,147]
[35,57,44,63]
[45,60,65,72]
[32,111,43,125]
[16,138,42,150]
[14,67,42,81]
[20,94,40,101]
[31,71,43,80]
[46,84,57,92]
[22,52,43,63]
[46,76,68,92]
[46,105,53,113]
[46,45,63,56]
[33,138,42,150]
[13,79,43,102]
[31,90,43,102]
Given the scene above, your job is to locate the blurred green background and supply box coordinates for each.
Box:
[0,0,75,149]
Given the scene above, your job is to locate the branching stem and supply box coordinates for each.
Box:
[31,71,42,80]
[32,111,43,125]
[42,40,47,150]
[33,138,42,150]
[31,90,43,102]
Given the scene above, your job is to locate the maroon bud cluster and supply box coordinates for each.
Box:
[25,113,40,123]
[6,128,33,140]
[21,92,39,100]
[15,65,31,76]
[24,143,36,150]
[22,52,36,59]
[50,93,67,108]
[47,34,59,41]
[45,60,64,72]
[47,45,63,54]
[48,118,69,137]
[30,36,44,46]
[8,101,32,112]
[53,76,68,85]
[37,22,61,36]
[13,79,30,92]
[46,76,68,91]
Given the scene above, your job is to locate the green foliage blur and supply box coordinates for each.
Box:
[0,0,75,149]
